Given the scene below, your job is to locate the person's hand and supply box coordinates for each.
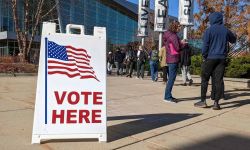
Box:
[181,39,188,44]
[202,57,207,62]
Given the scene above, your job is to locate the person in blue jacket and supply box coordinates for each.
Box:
[194,12,236,110]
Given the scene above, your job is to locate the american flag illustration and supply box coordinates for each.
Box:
[47,40,99,81]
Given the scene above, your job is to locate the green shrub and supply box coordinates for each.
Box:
[190,55,202,75]
[225,56,250,78]
[190,55,250,78]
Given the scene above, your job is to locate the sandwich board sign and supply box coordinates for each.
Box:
[32,22,107,143]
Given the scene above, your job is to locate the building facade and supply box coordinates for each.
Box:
[0,0,177,57]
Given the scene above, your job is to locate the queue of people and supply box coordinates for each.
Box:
[106,12,236,110]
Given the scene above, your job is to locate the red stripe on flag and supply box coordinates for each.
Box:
[48,71,81,78]
[65,46,91,57]
[48,66,95,74]
[66,49,91,59]
[67,54,90,62]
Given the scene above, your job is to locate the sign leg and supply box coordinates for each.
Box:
[32,135,41,144]
[98,134,107,142]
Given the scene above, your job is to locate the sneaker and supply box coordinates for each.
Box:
[189,79,193,86]
[194,101,207,108]
[163,100,177,103]
[213,101,221,110]
[163,97,178,103]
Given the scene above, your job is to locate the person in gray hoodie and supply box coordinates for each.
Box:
[194,12,236,110]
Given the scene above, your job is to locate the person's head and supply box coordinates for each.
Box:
[209,12,223,25]
[108,51,112,54]
[152,45,158,50]
[139,45,143,51]
[168,21,181,33]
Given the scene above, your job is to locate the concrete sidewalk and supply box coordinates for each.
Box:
[0,76,249,150]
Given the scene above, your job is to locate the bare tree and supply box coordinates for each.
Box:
[11,0,57,62]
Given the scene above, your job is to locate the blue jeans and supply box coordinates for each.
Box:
[164,63,178,100]
[150,60,158,81]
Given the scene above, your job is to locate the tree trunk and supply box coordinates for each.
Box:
[27,0,44,62]
[11,0,24,61]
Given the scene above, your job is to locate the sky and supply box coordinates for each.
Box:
[127,0,199,17]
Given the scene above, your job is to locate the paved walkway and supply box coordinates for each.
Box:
[0,76,249,150]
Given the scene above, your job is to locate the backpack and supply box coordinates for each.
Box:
[151,50,159,61]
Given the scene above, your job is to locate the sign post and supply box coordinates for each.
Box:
[138,0,150,46]
[32,22,107,143]
[178,0,194,40]
[154,0,168,50]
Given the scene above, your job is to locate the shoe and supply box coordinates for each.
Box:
[163,97,178,103]
[189,79,193,86]
[163,99,177,103]
[136,77,139,79]
[194,101,207,108]
[183,83,187,86]
[213,101,221,110]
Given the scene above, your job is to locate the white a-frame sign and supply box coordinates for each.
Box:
[32,22,107,143]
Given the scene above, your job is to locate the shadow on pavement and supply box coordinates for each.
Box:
[219,98,250,109]
[107,113,201,142]
[177,134,250,150]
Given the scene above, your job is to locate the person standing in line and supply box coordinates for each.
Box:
[149,45,159,82]
[159,46,168,83]
[194,12,236,110]
[107,51,114,75]
[163,21,184,103]
[121,48,127,75]
[125,44,137,78]
[180,39,193,86]
[136,45,147,79]
[114,48,124,76]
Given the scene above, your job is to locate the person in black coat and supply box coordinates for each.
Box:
[125,45,137,78]
[136,46,148,79]
[114,48,125,75]
[180,40,193,86]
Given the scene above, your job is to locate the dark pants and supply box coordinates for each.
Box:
[164,63,178,99]
[126,61,135,77]
[211,76,225,100]
[162,66,169,82]
[115,62,122,75]
[201,59,226,102]
[137,61,145,78]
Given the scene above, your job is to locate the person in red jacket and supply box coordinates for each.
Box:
[163,21,185,103]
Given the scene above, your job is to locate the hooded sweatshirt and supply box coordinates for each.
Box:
[202,12,237,59]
